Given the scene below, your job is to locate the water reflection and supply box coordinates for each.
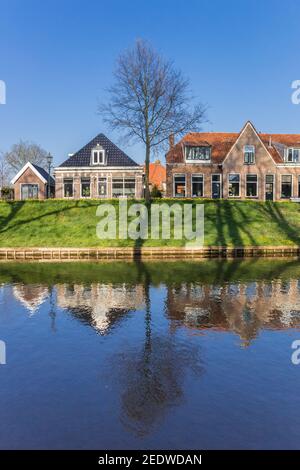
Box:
[9,276,300,343]
[12,284,49,314]
[56,283,145,334]
[1,260,300,448]
[166,280,300,346]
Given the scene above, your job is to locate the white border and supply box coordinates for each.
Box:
[11,162,48,185]
[222,121,278,166]
[20,183,39,200]
[280,174,293,199]
[264,174,275,201]
[211,173,222,198]
[173,173,186,197]
[228,173,241,198]
[191,173,204,197]
[245,173,258,198]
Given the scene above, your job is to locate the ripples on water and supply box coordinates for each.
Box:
[0,259,300,449]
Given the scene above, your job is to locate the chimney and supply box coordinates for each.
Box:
[169,134,175,149]
[268,136,272,148]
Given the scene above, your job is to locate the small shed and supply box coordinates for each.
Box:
[11,162,55,200]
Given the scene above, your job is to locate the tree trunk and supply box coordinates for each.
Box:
[144,143,151,203]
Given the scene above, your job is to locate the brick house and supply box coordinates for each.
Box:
[54,133,144,199]
[145,160,166,194]
[11,162,55,200]
[166,121,300,201]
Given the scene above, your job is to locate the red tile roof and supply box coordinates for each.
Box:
[146,161,166,189]
[166,129,300,164]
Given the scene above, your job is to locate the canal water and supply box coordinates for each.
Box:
[0,259,300,449]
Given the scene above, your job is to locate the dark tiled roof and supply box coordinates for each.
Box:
[32,163,55,185]
[60,133,139,167]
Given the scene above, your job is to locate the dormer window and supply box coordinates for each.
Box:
[91,145,105,165]
[185,146,211,162]
[287,148,300,163]
[244,145,255,164]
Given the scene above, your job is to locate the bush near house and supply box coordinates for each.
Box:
[0,199,300,247]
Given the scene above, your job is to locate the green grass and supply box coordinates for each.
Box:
[0,198,300,247]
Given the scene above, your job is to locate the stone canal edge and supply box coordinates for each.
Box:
[0,246,300,261]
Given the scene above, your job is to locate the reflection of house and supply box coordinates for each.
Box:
[166,280,300,345]
[56,283,145,333]
[12,284,49,314]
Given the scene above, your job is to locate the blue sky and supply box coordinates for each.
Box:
[0,0,299,166]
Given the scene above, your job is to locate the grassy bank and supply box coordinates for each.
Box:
[0,199,300,247]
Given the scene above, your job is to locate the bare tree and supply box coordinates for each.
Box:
[100,39,207,201]
[4,140,49,173]
[0,152,11,189]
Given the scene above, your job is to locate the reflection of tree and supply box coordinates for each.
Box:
[115,336,202,437]
[109,266,203,437]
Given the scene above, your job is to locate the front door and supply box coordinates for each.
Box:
[265,175,274,201]
[212,174,221,198]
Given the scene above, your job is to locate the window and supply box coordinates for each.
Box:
[244,145,255,164]
[92,147,105,165]
[21,184,38,200]
[246,174,258,197]
[98,177,107,197]
[185,146,211,162]
[191,174,203,197]
[228,174,240,197]
[211,174,221,198]
[112,177,136,197]
[298,176,300,198]
[124,178,136,197]
[63,178,73,198]
[281,175,292,198]
[174,175,186,197]
[81,178,91,197]
[112,178,123,197]
[287,148,300,163]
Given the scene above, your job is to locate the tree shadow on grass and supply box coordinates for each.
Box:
[260,201,300,245]
[0,201,25,233]
[0,200,87,235]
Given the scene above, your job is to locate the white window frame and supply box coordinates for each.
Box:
[191,173,204,197]
[92,148,105,165]
[111,177,136,198]
[286,148,300,163]
[264,174,275,201]
[80,178,91,198]
[245,174,258,198]
[20,183,39,200]
[63,178,74,198]
[211,174,222,198]
[281,174,293,199]
[98,177,107,197]
[244,145,255,164]
[173,174,186,197]
[228,173,241,198]
[185,146,211,163]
